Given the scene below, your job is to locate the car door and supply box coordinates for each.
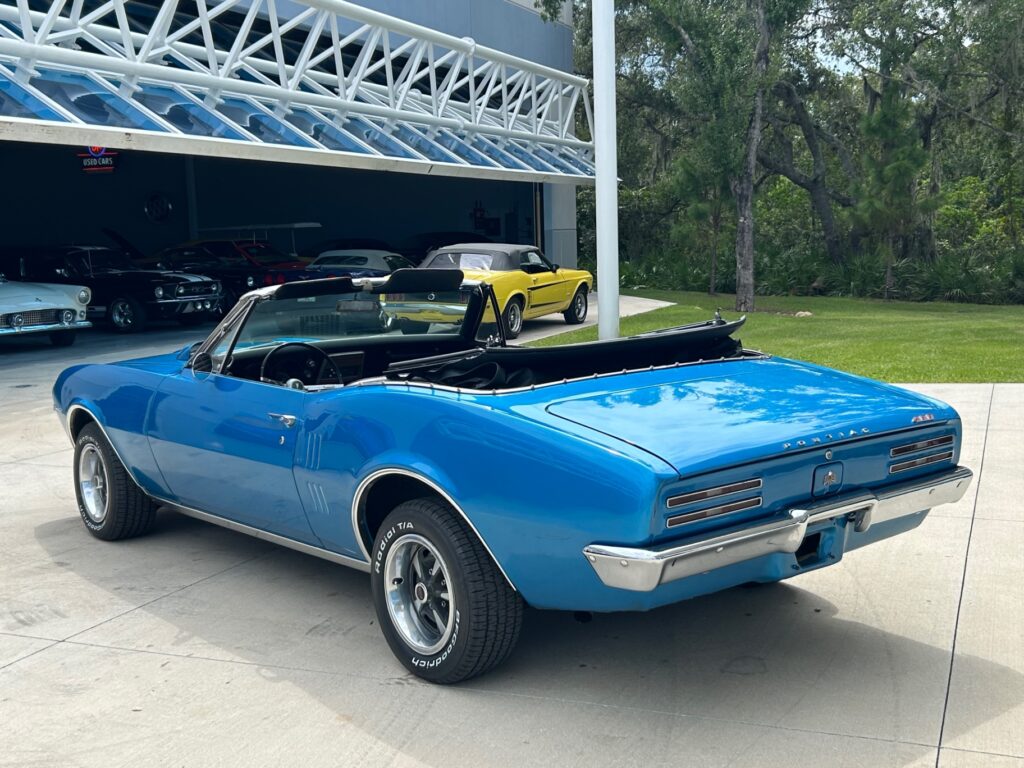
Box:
[146,306,318,544]
[520,250,569,317]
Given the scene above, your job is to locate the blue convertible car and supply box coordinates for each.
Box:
[54,270,973,683]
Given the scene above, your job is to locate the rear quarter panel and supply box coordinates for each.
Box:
[298,384,676,609]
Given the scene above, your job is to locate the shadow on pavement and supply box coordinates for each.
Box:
[31,508,1024,767]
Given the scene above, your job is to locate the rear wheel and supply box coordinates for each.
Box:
[49,331,77,347]
[502,297,524,339]
[563,286,588,324]
[74,423,156,541]
[370,498,523,684]
[108,297,146,333]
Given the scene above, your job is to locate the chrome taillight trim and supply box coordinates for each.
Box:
[667,496,762,528]
[889,450,955,474]
[667,478,762,509]
[890,434,954,458]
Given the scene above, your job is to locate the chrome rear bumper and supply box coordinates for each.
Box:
[583,465,973,592]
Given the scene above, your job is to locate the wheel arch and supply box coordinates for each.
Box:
[66,403,152,496]
[67,402,99,441]
[352,468,518,592]
[503,290,526,310]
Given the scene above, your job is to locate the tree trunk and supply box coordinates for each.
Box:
[709,204,721,295]
[733,0,770,313]
[770,82,847,267]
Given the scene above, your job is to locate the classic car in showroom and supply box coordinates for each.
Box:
[150,239,309,314]
[0,272,91,346]
[0,246,222,332]
[53,270,973,683]
[306,249,416,275]
[419,243,592,338]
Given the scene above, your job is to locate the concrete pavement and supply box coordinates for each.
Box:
[516,291,672,343]
[0,325,1021,768]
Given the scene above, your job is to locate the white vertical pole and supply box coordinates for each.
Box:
[591,0,619,340]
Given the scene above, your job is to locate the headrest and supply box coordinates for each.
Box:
[274,276,354,299]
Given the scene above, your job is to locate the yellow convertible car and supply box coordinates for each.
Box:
[419,243,593,338]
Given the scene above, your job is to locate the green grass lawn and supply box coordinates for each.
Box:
[532,290,1024,382]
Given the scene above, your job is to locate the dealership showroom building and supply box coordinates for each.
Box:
[0,0,591,265]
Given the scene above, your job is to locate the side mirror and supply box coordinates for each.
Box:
[191,351,213,373]
[551,263,560,271]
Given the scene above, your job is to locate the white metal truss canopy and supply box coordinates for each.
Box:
[0,0,595,184]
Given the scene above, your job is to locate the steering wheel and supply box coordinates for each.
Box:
[260,342,342,389]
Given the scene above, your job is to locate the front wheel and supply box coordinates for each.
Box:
[370,498,523,684]
[563,286,588,324]
[108,297,146,333]
[74,423,157,540]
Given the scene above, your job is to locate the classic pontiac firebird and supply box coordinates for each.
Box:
[54,270,973,683]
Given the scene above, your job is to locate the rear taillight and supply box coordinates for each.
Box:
[263,274,273,286]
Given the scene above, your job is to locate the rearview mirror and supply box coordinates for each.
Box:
[191,351,213,373]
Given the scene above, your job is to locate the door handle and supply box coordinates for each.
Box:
[268,413,297,428]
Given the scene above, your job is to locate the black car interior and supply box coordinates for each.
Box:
[208,269,752,391]
[384,318,751,390]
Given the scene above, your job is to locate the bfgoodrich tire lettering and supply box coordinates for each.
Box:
[370,498,523,684]
[73,423,157,541]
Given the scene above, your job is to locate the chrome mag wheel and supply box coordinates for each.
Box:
[505,301,523,335]
[110,299,135,329]
[572,291,586,320]
[78,443,109,524]
[384,533,455,655]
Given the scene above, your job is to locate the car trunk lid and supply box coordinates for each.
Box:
[544,357,958,477]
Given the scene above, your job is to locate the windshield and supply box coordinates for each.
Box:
[71,249,136,273]
[232,288,477,352]
[425,251,512,271]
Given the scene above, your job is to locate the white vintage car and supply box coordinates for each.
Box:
[0,274,91,346]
